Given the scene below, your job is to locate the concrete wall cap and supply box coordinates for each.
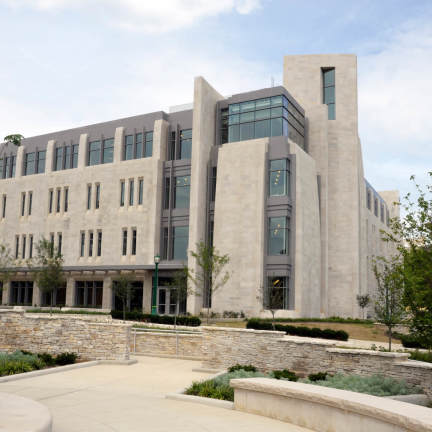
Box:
[326,348,410,358]
[201,326,285,335]
[230,378,432,431]
[395,360,432,370]
[280,336,337,346]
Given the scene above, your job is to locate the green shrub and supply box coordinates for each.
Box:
[301,373,421,396]
[396,333,429,349]
[246,319,349,341]
[248,316,374,325]
[409,350,432,363]
[228,364,257,372]
[38,352,55,366]
[308,372,329,382]
[111,310,201,326]
[0,351,46,376]
[55,352,78,365]
[270,369,298,381]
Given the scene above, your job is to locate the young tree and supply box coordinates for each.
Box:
[373,256,405,351]
[263,281,284,330]
[31,238,64,315]
[382,172,432,351]
[188,241,230,324]
[113,273,134,322]
[356,294,371,320]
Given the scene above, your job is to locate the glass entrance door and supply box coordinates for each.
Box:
[157,286,186,315]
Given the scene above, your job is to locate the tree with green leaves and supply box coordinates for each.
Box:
[381,172,432,351]
[373,256,405,351]
[3,134,24,147]
[113,273,134,322]
[188,241,230,324]
[31,238,64,314]
[259,281,285,331]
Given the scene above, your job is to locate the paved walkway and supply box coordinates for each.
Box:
[0,356,311,432]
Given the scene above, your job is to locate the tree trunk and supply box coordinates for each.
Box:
[174,308,178,357]
[50,291,53,317]
[271,311,275,331]
[388,326,392,351]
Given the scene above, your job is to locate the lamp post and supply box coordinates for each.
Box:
[152,254,160,315]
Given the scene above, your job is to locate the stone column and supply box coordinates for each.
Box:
[142,271,152,314]
[45,140,55,174]
[114,127,124,163]
[78,133,88,169]
[1,281,10,305]
[102,276,113,310]
[32,280,41,307]
[65,276,75,307]
[15,145,25,178]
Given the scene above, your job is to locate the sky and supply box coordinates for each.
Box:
[0,0,431,199]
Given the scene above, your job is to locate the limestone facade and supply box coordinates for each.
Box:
[0,54,397,318]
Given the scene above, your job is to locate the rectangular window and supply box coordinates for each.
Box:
[145,131,153,157]
[64,145,71,169]
[131,228,137,255]
[269,159,289,196]
[95,184,100,209]
[55,147,63,171]
[124,135,134,160]
[29,235,33,258]
[179,129,192,159]
[120,181,125,207]
[266,276,289,310]
[323,68,335,120]
[374,198,378,217]
[87,184,92,210]
[11,156,16,178]
[28,192,33,215]
[64,188,69,212]
[174,175,190,209]
[72,144,79,168]
[162,227,169,260]
[15,236,19,258]
[22,235,26,259]
[88,141,101,166]
[56,189,61,212]
[210,167,217,202]
[88,231,93,257]
[49,190,53,213]
[102,138,114,164]
[2,195,6,218]
[367,188,371,210]
[58,233,62,255]
[122,230,127,256]
[168,131,176,161]
[24,152,35,175]
[268,217,289,255]
[21,193,26,217]
[97,231,102,257]
[36,151,46,174]
[75,281,103,308]
[172,226,189,261]
[80,232,85,257]
[129,179,134,206]
[138,179,143,205]
[163,178,170,209]
[11,281,33,306]
[135,133,143,159]
[50,233,54,256]
[380,203,385,223]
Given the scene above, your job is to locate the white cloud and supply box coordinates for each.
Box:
[0,0,262,33]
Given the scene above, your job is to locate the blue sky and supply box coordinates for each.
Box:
[1,0,431,198]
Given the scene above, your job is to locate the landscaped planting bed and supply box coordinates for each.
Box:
[185,365,423,402]
[0,351,77,376]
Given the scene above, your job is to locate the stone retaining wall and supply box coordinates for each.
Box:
[132,331,202,358]
[201,327,432,395]
[0,311,130,361]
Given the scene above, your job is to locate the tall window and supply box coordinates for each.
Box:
[102,138,114,164]
[374,198,378,217]
[80,232,85,257]
[269,159,289,196]
[129,179,134,206]
[174,175,190,209]
[0,155,16,179]
[323,68,335,120]
[131,228,137,255]
[162,227,169,260]
[64,188,69,212]
[210,167,217,202]
[124,135,134,160]
[97,231,102,256]
[2,195,6,218]
[225,95,305,148]
[10,281,33,305]
[87,185,92,210]
[88,141,101,166]
[120,181,125,207]
[163,178,170,209]
[55,145,78,171]
[15,236,19,258]
[29,235,33,258]
[135,133,143,158]
[268,217,289,255]
[28,192,33,215]
[56,189,61,212]
[367,188,371,210]
[145,131,153,157]
[49,190,53,213]
[21,193,26,217]
[168,131,176,161]
[72,144,79,168]
[380,203,385,223]
[266,276,289,310]
[75,281,103,308]
[55,147,64,171]
[138,179,143,205]
[36,151,46,173]
[22,235,26,259]
[24,152,35,175]
[122,230,127,256]
[180,129,192,159]
[57,233,62,255]
[172,226,189,260]
[95,184,100,209]
[88,231,94,256]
